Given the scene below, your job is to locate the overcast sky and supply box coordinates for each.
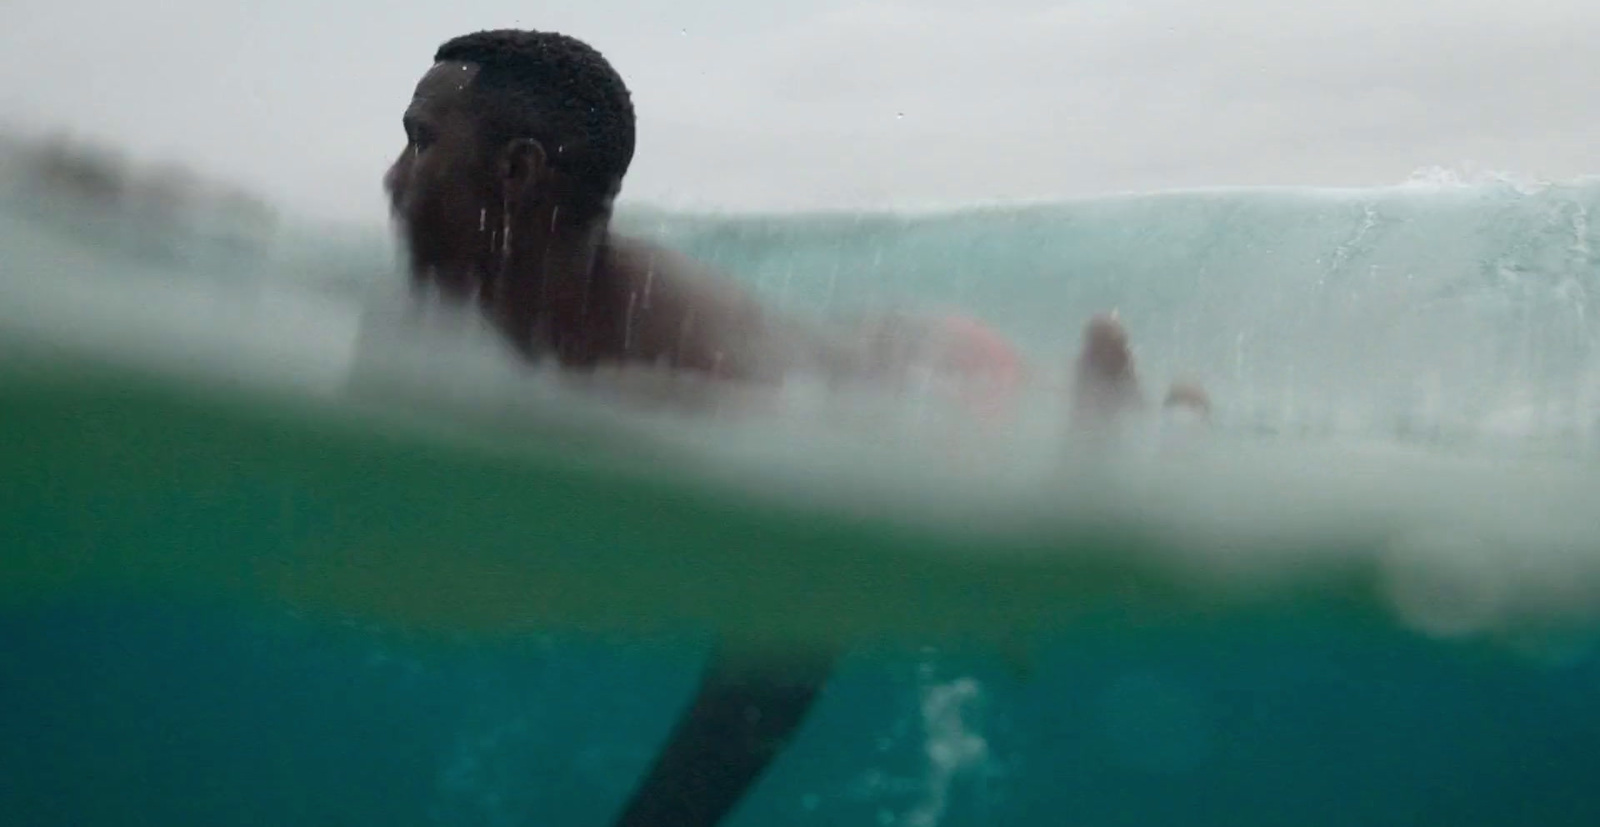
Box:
[1,0,1595,222]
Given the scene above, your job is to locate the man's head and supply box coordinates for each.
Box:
[384,29,635,289]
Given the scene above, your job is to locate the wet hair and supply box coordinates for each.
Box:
[435,29,635,215]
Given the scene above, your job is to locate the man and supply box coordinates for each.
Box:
[384,29,1013,393]
[385,28,844,827]
[383,30,842,385]
[385,29,1192,826]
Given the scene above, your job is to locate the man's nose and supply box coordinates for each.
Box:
[383,160,404,203]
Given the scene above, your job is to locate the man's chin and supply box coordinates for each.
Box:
[408,263,485,304]
[395,236,442,281]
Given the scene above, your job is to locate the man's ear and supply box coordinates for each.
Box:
[497,138,548,200]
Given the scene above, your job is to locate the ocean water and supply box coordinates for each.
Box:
[628,177,1600,444]
[3,156,1600,826]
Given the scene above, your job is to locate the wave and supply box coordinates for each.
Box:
[5,136,1598,447]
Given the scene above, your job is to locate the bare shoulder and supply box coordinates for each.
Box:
[602,235,761,314]
[598,234,776,379]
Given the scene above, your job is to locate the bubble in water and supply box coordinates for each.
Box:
[905,678,988,827]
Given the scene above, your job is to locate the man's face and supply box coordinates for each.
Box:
[385,61,493,289]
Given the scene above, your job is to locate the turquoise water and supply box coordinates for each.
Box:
[5,599,1598,826]
[3,159,1600,825]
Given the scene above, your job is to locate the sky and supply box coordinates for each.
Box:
[1,0,1595,223]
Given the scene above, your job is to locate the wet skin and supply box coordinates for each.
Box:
[385,61,784,381]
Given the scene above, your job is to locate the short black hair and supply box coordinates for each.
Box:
[435,29,635,211]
